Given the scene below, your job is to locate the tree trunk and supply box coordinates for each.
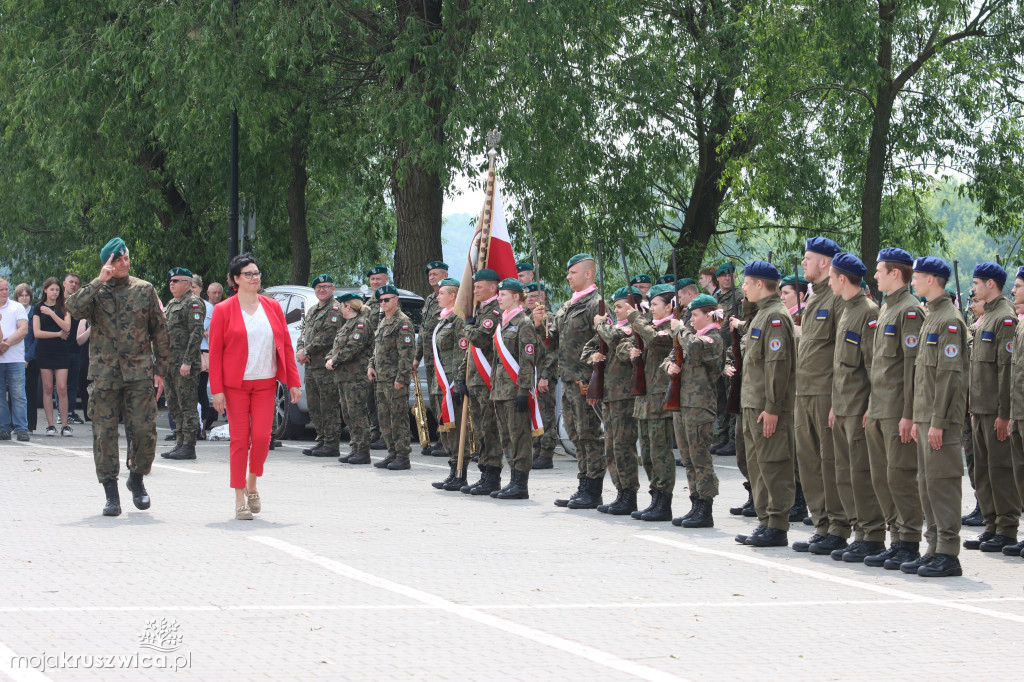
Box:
[860,89,894,288]
[392,145,444,297]
[287,134,311,286]
[675,161,731,276]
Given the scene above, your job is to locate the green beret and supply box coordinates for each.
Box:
[648,284,675,298]
[688,293,719,311]
[629,274,652,285]
[374,284,399,299]
[336,292,361,303]
[516,262,534,272]
[438,277,460,288]
[473,268,500,282]
[567,253,595,269]
[311,274,334,287]
[100,237,127,263]
[424,261,448,275]
[780,274,809,287]
[612,286,642,302]
[860,279,870,290]
[715,263,736,276]
[498,278,524,292]
[656,274,676,285]
[366,266,388,277]
[675,277,696,290]
[167,267,192,280]
[525,282,548,293]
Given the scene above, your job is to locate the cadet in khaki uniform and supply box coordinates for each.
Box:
[823,253,884,562]
[793,237,848,554]
[962,262,1019,553]
[526,282,557,469]
[627,283,678,522]
[1005,268,1024,557]
[66,238,170,516]
[326,293,374,464]
[427,278,469,490]
[585,286,642,515]
[541,254,605,509]
[461,268,505,495]
[731,261,796,548]
[488,278,540,499]
[712,264,741,457]
[160,267,205,460]
[900,256,969,577]
[664,294,725,528]
[296,274,344,457]
[863,248,925,569]
[414,261,448,457]
[365,266,390,448]
[367,284,415,470]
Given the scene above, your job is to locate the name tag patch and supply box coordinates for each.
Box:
[883,324,897,337]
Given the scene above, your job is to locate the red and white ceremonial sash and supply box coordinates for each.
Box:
[494,324,544,436]
[431,323,456,427]
[470,343,492,390]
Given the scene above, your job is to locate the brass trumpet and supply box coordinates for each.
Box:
[411,374,430,450]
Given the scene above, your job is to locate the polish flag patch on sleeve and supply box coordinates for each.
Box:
[948,325,958,333]
[907,311,918,319]
[867,319,877,328]
[1005,318,1016,326]
[771,319,782,327]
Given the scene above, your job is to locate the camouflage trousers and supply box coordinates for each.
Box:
[715,375,736,443]
[89,379,157,483]
[340,379,371,452]
[306,368,340,448]
[494,399,533,473]
[469,386,501,468]
[164,370,199,446]
[638,416,675,493]
[603,399,639,493]
[562,380,605,479]
[672,408,719,499]
[432,391,464,465]
[375,382,411,459]
[533,386,557,459]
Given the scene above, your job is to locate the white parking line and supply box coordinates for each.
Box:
[251,535,690,682]
[638,534,1024,624]
[0,640,54,681]
[12,441,207,474]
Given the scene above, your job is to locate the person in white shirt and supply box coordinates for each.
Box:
[0,278,30,440]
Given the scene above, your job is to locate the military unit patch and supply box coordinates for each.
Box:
[353,333,360,340]
[769,338,782,351]
[330,316,337,323]
[750,328,762,340]
[403,335,412,344]
[459,338,469,349]
[483,319,494,329]
[525,343,535,354]
[904,334,919,348]
[193,313,201,320]
[1006,341,1014,353]
[944,344,959,358]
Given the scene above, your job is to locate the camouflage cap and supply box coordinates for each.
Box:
[167,267,192,280]
[688,293,719,311]
[424,261,449,275]
[311,273,334,287]
[100,237,127,263]
[566,253,595,269]
[374,284,399,299]
[498,278,524,292]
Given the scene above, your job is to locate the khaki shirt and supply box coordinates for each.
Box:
[969,296,1017,418]
[1011,316,1024,421]
[866,287,924,420]
[831,291,879,417]
[912,295,969,429]
[164,292,204,368]
[796,277,845,396]
[741,294,796,414]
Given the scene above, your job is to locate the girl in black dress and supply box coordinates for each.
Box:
[33,278,72,436]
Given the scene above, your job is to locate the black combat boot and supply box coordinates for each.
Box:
[961,501,984,526]
[682,499,714,528]
[102,480,121,517]
[554,479,586,507]
[469,466,502,496]
[864,541,901,567]
[433,463,458,489]
[788,482,807,523]
[671,495,700,526]
[443,465,469,491]
[963,531,995,550]
[345,451,371,465]
[1002,539,1024,556]
[917,554,962,578]
[606,490,638,516]
[532,456,553,470]
[370,437,387,450]
[729,482,753,516]
[373,455,395,468]
[161,442,183,458]
[301,444,321,456]
[899,552,934,574]
[641,492,672,522]
[979,534,1017,552]
[716,441,736,457]
[167,444,196,460]
[884,542,921,570]
[311,444,340,457]
[632,491,659,519]
[494,469,529,500]
[387,456,411,470]
[840,540,886,563]
[735,525,766,545]
[792,534,825,552]
[808,534,848,555]
[747,527,788,547]
[598,490,625,514]
[125,472,151,510]
[567,475,604,509]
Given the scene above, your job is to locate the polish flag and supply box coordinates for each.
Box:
[486,188,518,281]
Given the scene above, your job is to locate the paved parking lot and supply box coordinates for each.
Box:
[2,416,1023,681]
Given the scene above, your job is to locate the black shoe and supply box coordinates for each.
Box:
[555,479,586,507]
[748,527,788,547]
[373,455,395,468]
[443,467,469,491]
[160,443,183,458]
[716,441,736,457]
[0,430,10,440]
[736,525,767,545]
[606,490,638,516]
[788,482,807,523]
[101,480,121,516]
[468,466,502,495]
[270,440,282,449]
[980,534,1017,552]
[433,463,458,489]
[125,472,150,510]
[167,445,196,460]
[311,446,340,457]
[730,482,752,516]
[864,542,901,567]
[808,534,848,555]
[387,457,411,470]
[598,490,625,514]
[370,438,387,451]
[963,531,995,550]
[841,541,885,563]
[641,492,672,522]
[163,433,177,441]
[421,442,440,456]
[900,553,934,574]
[67,413,84,425]
[1001,540,1024,556]
[884,542,921,570]
[672,495,700,526]
[681,499,714,528]
[710,439,727,455]
[346,451,371,465]
[568,476,605,509]
[532,456,553,470]
[803,516,814,526]
[792,534,825,553]
[493,469,530,500]
[461,467,485,494]
[917,553,963,577]
[962,502,984,527]
[302,446,320,455]
[15,431,29,441]
[632,491,659,519]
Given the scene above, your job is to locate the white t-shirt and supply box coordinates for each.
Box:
[0,299,28,364]
[201,300,213,351]
[242,303,277,380]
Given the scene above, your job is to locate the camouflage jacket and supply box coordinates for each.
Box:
[66,275,170,382]
[463,297,502,389]
[662,321,724,418]
[415,290,441,364]
[491,309,539,401]
[365,298,383,337]
[429,311,467,393]
[550,288,602,383]
[582,319,634,403]
[627,310,675,419]
[531,307,558,382]
[327,312,373,383]
[164,292,205,368]
[298,298,344,366]
[370,310,415,385]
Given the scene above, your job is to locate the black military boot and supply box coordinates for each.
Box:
[716,441,736,457]
[532,456,553,470]
[432,463,458,489]
[641,492,672,522]
[598,490,625,514]
[161,442,183,458]
[311,444,340,457]
[808,534,848,555]
[864,541,901,567]
[443,465,469,491]
[632,491,659,519]
[101,480,121,517]
[671,495,700,526]
[494,469,529,500]
[345,451,371,464]
[554,479,586,507]
[961,501,984,526]
[730,482,753,516]
[370,437,387,450]
[461,466,486,494]
[841,540,886,563]
[917,553,962,578]
[125,472,151,510]
[302,443,322,456]
[167,444,196,460]
[735,525,766,545]
[606,490,638,516]
[469,466,502,496]
[682,499,714,529]
[792,534,825,553]
[373,455,395,469]
[1001,539,1024,556]
[387,456,411,470]
[788,483,807,523]
[963,531,995,550]
[568,476,604,509]
[884,542,920,570]
[899,552,934,574]
[980,534,1017,552]
[747,526,788,547]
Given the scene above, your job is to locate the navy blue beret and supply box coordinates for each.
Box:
[913,256,951,279]
[877,247,913,265]
[973,262,1006,285]
[1017,266,1024,281]
[805,237,841,258]
[831,252,867,278]
[744,260,781,281]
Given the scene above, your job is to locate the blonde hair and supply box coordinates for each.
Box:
[346,298,365,313]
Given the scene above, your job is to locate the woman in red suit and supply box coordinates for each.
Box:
[209,254,301,520]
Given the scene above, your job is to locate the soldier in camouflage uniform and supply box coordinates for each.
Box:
[414,261,448,456]
[296,274,344,457]
[367,284,415,469]
[664,294,725,528]
[365,266,390,448]
[427,278,469,490]
[65,238,170,517]
[712,263,742,457]
[584,286,642,515]
[326,293,374,464]
[160,267,205,460]
[526,282,557,469]
[517,262,535,286]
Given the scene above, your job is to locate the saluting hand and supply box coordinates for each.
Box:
[98,253,115,283]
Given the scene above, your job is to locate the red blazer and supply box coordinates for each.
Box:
[208,294,301,393]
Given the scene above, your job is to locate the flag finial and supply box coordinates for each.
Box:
[486,128,501,156]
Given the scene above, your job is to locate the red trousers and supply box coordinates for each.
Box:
[225,378,277,489]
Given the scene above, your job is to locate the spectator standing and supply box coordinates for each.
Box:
[63,273,85,424]
[0,278,31,441]
[33,278,72,435]
[14,284,38,432]
[192,274,214,436]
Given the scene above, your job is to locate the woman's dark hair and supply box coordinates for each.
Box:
[37,277,66,317]
[653,292,675,306]
[226,253,259,292]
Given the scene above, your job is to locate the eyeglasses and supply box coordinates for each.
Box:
[239,271,261,281]
[379,296,397,303]
[314,284,334,290]
[169,278,189,284]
